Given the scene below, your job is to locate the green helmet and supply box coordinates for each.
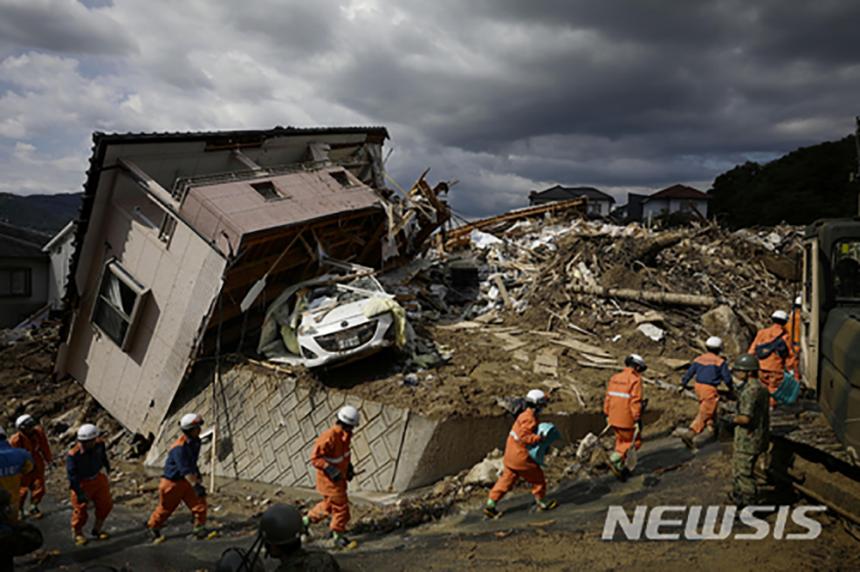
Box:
[732,354,759,372]
[259,504,303,546]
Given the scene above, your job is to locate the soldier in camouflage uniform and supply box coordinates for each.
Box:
[729,354,770,506]
[215,504,339,572]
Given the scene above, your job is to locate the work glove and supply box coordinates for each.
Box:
[193,483,207,498]
[347,463,356,482]
[324,465,342,483]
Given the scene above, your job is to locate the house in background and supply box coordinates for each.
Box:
[528,185,615,217]
[0,222,50,327]
[641,184,710,221]
[42,220,76,310]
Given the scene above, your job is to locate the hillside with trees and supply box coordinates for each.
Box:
[709,135,860,227]
[0,192,81,234]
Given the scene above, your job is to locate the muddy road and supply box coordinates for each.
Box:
[15,436,860,571]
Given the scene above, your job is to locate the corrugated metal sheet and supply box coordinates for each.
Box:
[180,166,383,254]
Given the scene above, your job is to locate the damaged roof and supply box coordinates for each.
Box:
[182,166,383,253]
[67,126,389,303]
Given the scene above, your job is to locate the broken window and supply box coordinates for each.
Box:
[329,171,352,188]
[92,261,147,349]
[833,239,860,303]
[251,181,282,201]
[0,268,31,297]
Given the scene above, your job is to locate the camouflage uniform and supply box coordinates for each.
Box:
[275,548,340,571]
[732,379,770,505]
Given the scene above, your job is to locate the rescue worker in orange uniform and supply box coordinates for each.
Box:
[304,405,360,549]
[484,389,558,518]
[10,414,52,519]
[66,423,112,546]
[147,413,209,544]
[0,426,33,524]
[785,296,802,378]
[748,309,798,406]
[605,354,646,477]
[675,337,733,447]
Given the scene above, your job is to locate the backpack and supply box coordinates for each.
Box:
[755,335,789,361]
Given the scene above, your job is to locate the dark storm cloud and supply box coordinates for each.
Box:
[0,0,134,57]
[2,0,859,217]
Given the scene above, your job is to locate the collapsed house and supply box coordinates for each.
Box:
[55,127,480,492]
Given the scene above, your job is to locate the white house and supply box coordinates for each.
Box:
[42,220,76,310]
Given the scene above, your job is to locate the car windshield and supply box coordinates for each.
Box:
[833,239,860,304]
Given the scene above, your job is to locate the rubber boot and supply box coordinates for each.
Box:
[332,531,357,550]
[483,499,500,519]
[536,498,558,512]
[149,527,165,545]
[92,518,109,540]
[73,529,88,546]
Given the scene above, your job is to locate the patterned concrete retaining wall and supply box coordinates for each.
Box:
[145,362,605,493]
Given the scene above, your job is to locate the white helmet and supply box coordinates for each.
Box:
[794,296,802,306]
[772,310,789,322]
[705,336,723,351]
[77,423,99,441]
[15,414,35,430]
[525,389,547,406]
[337,405,360,427]
[180,413,204,431]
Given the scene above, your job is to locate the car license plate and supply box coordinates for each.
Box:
[337,336,360,350]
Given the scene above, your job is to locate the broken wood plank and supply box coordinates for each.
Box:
[579,353,617,365]
[549,337,612,358]
[435,321,484,331]
[567,285,716,307]
[534,349,559,377]
[576,361,617,370]
[492,275,513,309]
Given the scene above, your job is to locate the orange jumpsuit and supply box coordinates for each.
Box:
[681,352,733,434]
[748,323,797,405]
[604,367,643,458]
[10,426,52,508]
[67,440,113,535]
[308,424,352,533]
[489,408,547,502]
[147,434,207,530]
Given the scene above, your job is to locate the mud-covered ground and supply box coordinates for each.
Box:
[16,436,860,571]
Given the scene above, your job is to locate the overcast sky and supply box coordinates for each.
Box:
[1,0,859,217]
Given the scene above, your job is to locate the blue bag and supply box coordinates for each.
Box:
[527,422,561,466]
[773,371,800,405]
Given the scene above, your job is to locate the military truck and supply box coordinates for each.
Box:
[769,118,860,522]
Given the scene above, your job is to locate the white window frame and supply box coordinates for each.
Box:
[90,260,148,351]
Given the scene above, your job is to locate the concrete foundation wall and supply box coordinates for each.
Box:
[146,363,607,493]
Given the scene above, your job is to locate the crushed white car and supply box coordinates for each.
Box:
[258,262,405,368]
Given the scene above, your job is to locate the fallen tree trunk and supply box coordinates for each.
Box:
[567,285,716,307]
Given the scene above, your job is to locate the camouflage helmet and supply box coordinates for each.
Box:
[732,354,759,372]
